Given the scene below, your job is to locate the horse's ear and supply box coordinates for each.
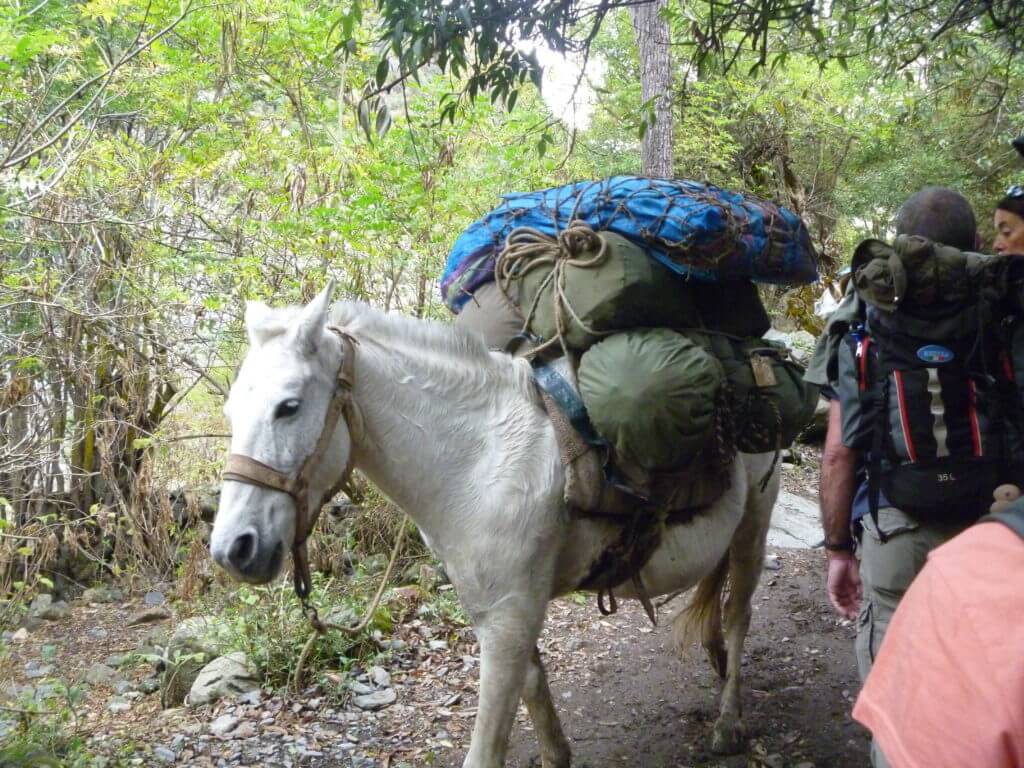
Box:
[295,280,335,356]
[245,301,277,347]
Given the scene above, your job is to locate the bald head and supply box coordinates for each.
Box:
[894,187,977,251]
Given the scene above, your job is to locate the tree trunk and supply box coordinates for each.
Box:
[631,0,675,177]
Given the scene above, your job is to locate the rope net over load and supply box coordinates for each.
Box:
[441,176,819,313]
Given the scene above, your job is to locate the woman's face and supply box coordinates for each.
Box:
[994,208,1024,255]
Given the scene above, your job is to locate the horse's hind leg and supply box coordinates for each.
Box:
[711,464,777,754]
[522,645,571,768]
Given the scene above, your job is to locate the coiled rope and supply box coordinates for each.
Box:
[495,223,613,360]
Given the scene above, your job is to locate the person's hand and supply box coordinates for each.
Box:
[826,551,862,620]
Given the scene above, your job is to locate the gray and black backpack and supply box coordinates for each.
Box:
[836,236,1009,527]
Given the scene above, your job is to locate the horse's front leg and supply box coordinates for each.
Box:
[463,600,547,768]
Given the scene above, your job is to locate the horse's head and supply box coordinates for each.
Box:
[210,282,355,585]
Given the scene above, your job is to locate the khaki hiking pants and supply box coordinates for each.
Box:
[856,506,968,768]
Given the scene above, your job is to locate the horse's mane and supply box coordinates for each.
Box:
[329,300,537,402]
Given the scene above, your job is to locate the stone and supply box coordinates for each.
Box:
[86,627,109,641]
[348,681,374,696]
[186,652,259,708]
[763,554,783,571]
[105,654,130,668]
[107,696,132,713]
[768,491,821,549]
[153,746,177,764]
[144,590,166,606]
[139,678,161,695]
[369,666,391,688]
[209,713,240,737]
[115,679,136,695]
[82,585,124,604]
[428,640,448,651]
[128,606,171,626]
[85,663,119,686]
[24,661,54,679]
[10,627,29,643]
[233,721,257,739]
[351,688,397,711]
[160,616,232,708]
[238,690,262,706]
[31,594,71,621]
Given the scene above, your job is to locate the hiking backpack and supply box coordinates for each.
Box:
[836,236,1007,523]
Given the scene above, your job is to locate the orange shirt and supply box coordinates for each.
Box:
[853,522,1024,768]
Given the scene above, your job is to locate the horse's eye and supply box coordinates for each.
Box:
[274,399,301,419]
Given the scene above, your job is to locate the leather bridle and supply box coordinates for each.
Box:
[222,326,359,603]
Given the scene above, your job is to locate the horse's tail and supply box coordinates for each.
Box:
[672,552,729,660]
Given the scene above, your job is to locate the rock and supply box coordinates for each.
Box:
[160,616,232,708]
[348,681,374,696]
[139,678,161,695]
[768,491,821,549]
[82,585,124,604]
[144,591,166,606]
[238,689,262,706]
[115,679,136,695]
[85,663,119,686]
[763,554,783,571]
[369,666,391,688]
[321,606,358,628]
[107,696,132,713]
[361,553,388,575]
[24,661,54,679]
[186,652,259,708]
[105,654,130,668]
[10,627,29,643]
[86,627,109,641]
[30,594,71,621]
[153,746,177,764]
[233,721,257,739]
[428,640,448,651]
[351,688,397,711]
[209,713,240,737]
[128,606,171,626]
[29,593,53,614]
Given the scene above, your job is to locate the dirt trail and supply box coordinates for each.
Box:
[5,549,869,767]
[494,546,869,768]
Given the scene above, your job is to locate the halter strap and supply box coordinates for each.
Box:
[222,326,359,601]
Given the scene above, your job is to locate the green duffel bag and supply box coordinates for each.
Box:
[578,328,724,472]
[694,333,818,453]
[510,230,701,351]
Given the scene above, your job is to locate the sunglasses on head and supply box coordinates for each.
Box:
[1008,185,1024,198]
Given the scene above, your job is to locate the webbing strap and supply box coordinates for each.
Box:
[532,362,604,446]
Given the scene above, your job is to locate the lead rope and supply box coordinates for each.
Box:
[292,514,408,691]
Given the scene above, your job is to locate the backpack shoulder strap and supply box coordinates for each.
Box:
[981,499,1024,540]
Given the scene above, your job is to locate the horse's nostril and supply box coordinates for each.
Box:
[228,531,257,569]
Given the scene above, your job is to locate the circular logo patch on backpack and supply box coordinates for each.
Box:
[917,344,955,363]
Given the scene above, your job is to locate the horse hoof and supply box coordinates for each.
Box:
[711,718,747,754]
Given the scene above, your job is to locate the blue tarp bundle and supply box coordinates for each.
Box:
[441,176,819,312]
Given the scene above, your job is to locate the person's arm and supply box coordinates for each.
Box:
[820,398,862,619]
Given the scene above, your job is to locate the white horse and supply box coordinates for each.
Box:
[211,283,779,768]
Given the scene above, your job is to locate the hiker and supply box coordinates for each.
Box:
[805,187,991,768]
[851,498,1024,768]
[995,185,1024,256]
